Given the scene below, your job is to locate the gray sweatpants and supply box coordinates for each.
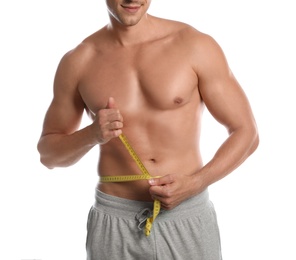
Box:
[86,189,222,260]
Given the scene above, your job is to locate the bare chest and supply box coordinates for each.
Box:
[78,44,199,116]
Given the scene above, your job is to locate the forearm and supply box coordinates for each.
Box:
[37,125,98,169]
[197,126,259,189]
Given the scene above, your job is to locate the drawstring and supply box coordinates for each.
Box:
[135,208,152,231]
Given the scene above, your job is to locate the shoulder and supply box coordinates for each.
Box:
[173,22,219,52]
[58,26,108,72]
[153,16,224,65]
[58,40,95,72]
[52,34,98,94]
[153,16,218,50]
[153,17,231,82]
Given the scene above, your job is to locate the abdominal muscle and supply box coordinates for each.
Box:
[95,85,204,201]
[97,129,203,202]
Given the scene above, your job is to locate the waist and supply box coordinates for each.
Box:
[97,180,155,201]
[93,188,210,221]
[98,148,203,179]
[97,166,203,201]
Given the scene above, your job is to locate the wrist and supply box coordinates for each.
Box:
[192,169,209,195]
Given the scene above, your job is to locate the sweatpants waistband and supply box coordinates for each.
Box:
[93,188,210,221]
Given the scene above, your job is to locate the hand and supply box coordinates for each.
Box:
[92,97,123,144]
[148,173,204,210]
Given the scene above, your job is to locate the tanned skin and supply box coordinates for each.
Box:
[37,0,259,210]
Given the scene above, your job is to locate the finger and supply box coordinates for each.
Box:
[106,97,117,109]
[106,128,122,139]
[100,121,122,137]
[107,121,124,131]
[149,186,178,210]
[105,97,123,121]
[149,174,174,186]
[150,187,166,199]
[103,110,123,123]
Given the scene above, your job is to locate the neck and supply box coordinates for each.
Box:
[107,14,155,46]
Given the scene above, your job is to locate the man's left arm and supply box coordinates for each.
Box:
[149,34,259,210]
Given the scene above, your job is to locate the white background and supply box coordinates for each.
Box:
[1,0,295,259]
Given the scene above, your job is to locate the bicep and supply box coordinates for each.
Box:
[200,75,254,133]
[197,37,255,133]
[41,54,85,137]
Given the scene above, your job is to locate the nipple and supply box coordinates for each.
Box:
[174,97,183,105]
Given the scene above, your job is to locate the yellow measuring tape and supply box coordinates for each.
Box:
[100,134,161,236]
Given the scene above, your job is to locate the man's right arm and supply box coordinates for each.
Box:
[37,47,123,169]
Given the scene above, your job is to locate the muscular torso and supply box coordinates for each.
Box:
[78,20,204,201]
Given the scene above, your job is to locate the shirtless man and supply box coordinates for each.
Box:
[37,0,259,259]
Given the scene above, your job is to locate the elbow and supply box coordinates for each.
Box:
[37,142,75,169]
[39,155,71,169]
[37,141,55,169]
[248,124,260,156]
[39,156,55,170]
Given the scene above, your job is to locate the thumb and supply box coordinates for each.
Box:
[105,97,117,109]
[149,175,172,186]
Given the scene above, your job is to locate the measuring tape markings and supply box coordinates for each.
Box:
[119,134,151,177]
[100,174,162,182]
[145,199,161,236]
[100,134,161,236]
